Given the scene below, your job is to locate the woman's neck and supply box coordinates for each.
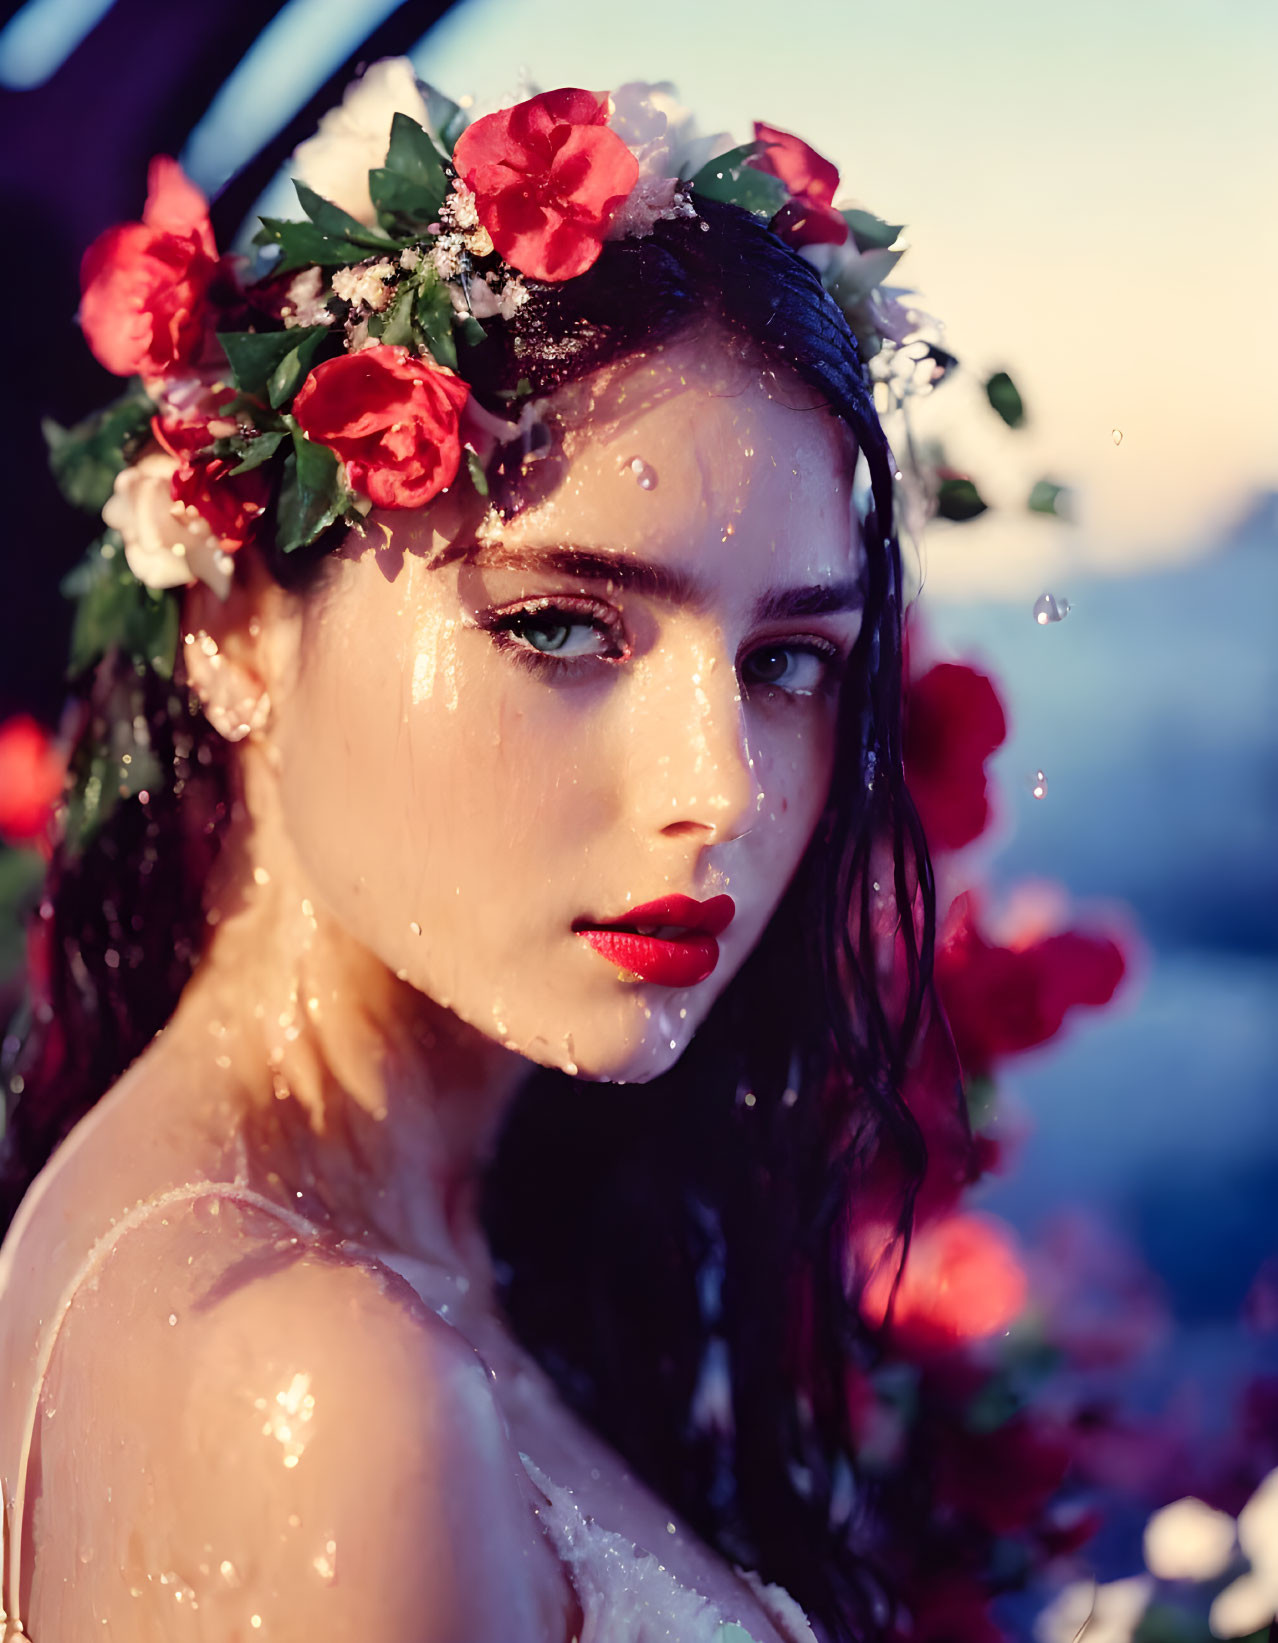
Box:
[164,740,531,1309]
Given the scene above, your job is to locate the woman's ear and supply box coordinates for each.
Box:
[180,556,301,744]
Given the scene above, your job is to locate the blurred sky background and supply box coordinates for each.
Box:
[1,0,1275,1557]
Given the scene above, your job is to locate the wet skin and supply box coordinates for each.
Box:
[267,329,866,1084]
[0,328,866,1641]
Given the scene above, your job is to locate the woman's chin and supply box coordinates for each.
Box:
[524,1023,694,1086]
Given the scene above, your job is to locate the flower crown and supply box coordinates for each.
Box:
[50,65,920,623]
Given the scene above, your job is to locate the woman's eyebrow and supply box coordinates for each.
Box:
[466,545,707,605]
[466,544,863,622]
[753,581,864,622]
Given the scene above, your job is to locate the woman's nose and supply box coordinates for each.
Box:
[631,645,761,846]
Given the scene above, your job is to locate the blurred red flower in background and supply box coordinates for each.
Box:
[0,717,64,845]
[79,156,218,378]
[862,1211,1028,1351]
[934,1413,1074,1534]
[904,661,1007,852]
[937,892,1127,1078]
[902,1575,1011,1643]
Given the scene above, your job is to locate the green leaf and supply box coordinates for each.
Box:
[294,181,399,250]
[254,216,375,273]
[1133,1601,1216,1643]
[423,85,468,154]
[1028,479,1071,518]
[985,369,1026,429]
[964,1074,998,1130]
[466,449,489,498]
[0,847,46,985]
[372,110,449,222]
[219,326,330,400]
[266,327,332,408]
[823,245,904,307]
[226,430,286,475]
[936,475,989,522]
[414,275,457,369]
[457,314,485,348]
[842,208,904,252]
[369,284,416,350]
[43,385,155,515]
[63,535,180,678]
[60,665,164,856]
[369,167,445,234]
[275,424,348,554]
[689,144,789,221]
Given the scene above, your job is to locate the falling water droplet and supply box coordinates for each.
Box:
[1111,428,1123,446]
[1030,770,1048,800]
[1032,592,1071,625]
[627,456,658,490]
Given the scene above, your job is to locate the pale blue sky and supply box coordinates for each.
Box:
[416,0,1277,594]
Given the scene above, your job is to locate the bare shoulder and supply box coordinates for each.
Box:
[28,1195,570,1641]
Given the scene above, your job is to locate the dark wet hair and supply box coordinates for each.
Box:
[2,199,946,1641]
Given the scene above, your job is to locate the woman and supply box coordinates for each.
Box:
[0,69,941,1641]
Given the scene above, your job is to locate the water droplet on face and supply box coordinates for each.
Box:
[1111,428,1123,445]
[626,456,658,490]
[1030,770,1048,800]
[409,921,422,936]
[1032,592,1071,625]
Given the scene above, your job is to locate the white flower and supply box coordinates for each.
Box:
[1210,1468,1278,1638]
[1034,1576,1153,1643]
[606,176,697,241]
[431,233,465,282]
[462,276,502,320]
[1144,1497,1237,1582]
[496,276,529,320]
[330,260,395,312]
[438,186,493,257]
[608,81,733,182]
[281,267,333,328]
[800,239,905,310]
[439,184,480,232]
[102,452,234,600]
[291,57,432,227]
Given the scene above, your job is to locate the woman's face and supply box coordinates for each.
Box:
[270,330,865,1081]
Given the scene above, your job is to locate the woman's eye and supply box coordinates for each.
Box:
[741,643,836,695]
[491,604,623,663]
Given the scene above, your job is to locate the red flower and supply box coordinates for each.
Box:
[453,88,640,281]
[291,346,470,510]
[750,121,848,247]
[934,1414,1073,1534]
[154,415,269,552]
[862,1212,1028,1351]
[79,156,218,378]
[937,892,1126,1077]
[904,662,1008,851]
[170,456,269,552]
[0,716,64,844]
[904,1576,1010,1643]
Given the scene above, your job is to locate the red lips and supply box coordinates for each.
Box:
[574,894,736,988]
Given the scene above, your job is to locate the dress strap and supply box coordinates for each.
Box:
[3,1181,323,1637]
